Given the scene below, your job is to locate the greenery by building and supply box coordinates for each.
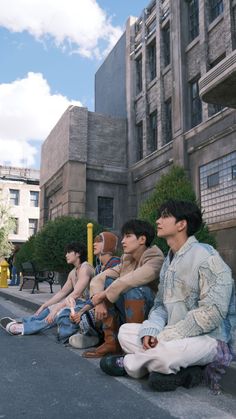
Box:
[16,216,103,272]
[139,165,216,255]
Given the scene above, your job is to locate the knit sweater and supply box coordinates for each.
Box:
[139,237,234,343]
[90,245,164,303]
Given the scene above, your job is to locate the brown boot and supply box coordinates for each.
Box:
[125,299,145,323]
[82,312,121,358]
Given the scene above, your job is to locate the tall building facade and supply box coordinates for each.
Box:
[40,106,127,232]
[96,0,236,275]
[0,166,40,244]
[40,0,236,276]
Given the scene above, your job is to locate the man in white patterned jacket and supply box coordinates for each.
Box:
[100,199,235,392]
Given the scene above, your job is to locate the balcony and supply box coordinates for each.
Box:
[199,50,236,109]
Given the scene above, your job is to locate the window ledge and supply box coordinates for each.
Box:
[185,36,200,53]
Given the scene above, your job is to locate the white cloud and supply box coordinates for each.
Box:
[0,72,82,167]
[0,0,123,58]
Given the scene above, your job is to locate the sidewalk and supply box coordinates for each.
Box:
[0,282,61,312]
[0,283,235,398]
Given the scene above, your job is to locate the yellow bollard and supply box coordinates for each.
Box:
[0,259,9,288]
[87,223,93,266]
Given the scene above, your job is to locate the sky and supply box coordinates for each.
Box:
[0,0,148,170]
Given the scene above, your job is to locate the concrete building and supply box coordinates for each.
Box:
[40,0,236,276]
[40,106,127,232]
[0,166,40,244]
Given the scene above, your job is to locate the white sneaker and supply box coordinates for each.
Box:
[5,321,23,335]
[69,333,99,349]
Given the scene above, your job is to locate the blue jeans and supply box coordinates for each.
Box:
[22,308,52,335]
[22,299,86,339]
[10,265,20,285]
[104,277,155,325]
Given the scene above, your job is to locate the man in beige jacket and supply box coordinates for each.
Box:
[83,219,164,358]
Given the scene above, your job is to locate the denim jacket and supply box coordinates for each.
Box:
[139,236,234,343]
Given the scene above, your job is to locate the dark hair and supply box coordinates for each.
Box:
[158,199,203,237]
[121,219,155,247]
[64,242,87,263]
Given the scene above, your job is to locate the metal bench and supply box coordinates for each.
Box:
[19,261,54,294]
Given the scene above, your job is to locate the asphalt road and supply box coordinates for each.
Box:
[0,297,236,419]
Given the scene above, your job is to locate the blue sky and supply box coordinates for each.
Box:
[0,0,148,169]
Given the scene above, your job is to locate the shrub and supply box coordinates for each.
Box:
[15,235,37,270]
[139,165,216,255]
[33,216,103,272]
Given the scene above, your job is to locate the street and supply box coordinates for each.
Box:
[0,297,236,419]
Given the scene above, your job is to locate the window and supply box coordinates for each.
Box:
[12,218,18,235]
[209,0,223,23]
[9,189,19,206]
[162,24,170,67]
[30,191,39,207]
[148,110,157,153]
[29,218,38,236]
[164,99,172,144]
[200,152,236,224]
[207,172,219,188]
[208,54,225,116]
[233,5,236,49]
[188,0,199,42]
[136,122,143,161]
[208,103,224,117]
[136,55,142,94]
[98,197,113,229]
[147,41,156,82]
[232,165,236,179]
[147,19,156,37]
[190,78,202,127]
[145,0,156,17]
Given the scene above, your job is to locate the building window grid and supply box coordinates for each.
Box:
[9,189,20,206]
[28,218,38,236]
[98,197,114,229]
[200,152,236,224]
[188,0,199,42]
[162,24,170,67]
[136,55,142,94]
[148,111,157,153]
[190,78,202,128]
[147,42,156,82]
[136,122,143,161]
[232,165,236,179]
[209,0,224,23]
[30,190,39,207]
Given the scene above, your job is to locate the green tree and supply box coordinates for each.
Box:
[0,196,15,259]
[139,165,216,255]
[15,235,37,270]
[33,216,103,272]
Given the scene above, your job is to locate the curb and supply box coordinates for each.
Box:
[0,289,41,312]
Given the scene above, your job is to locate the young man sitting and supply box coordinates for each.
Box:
[0,242,94,336]
[67,231,120,348]
[82,219,164,358]
[100,200,235,392]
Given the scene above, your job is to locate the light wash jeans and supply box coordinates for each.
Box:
[22,299,86,340]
